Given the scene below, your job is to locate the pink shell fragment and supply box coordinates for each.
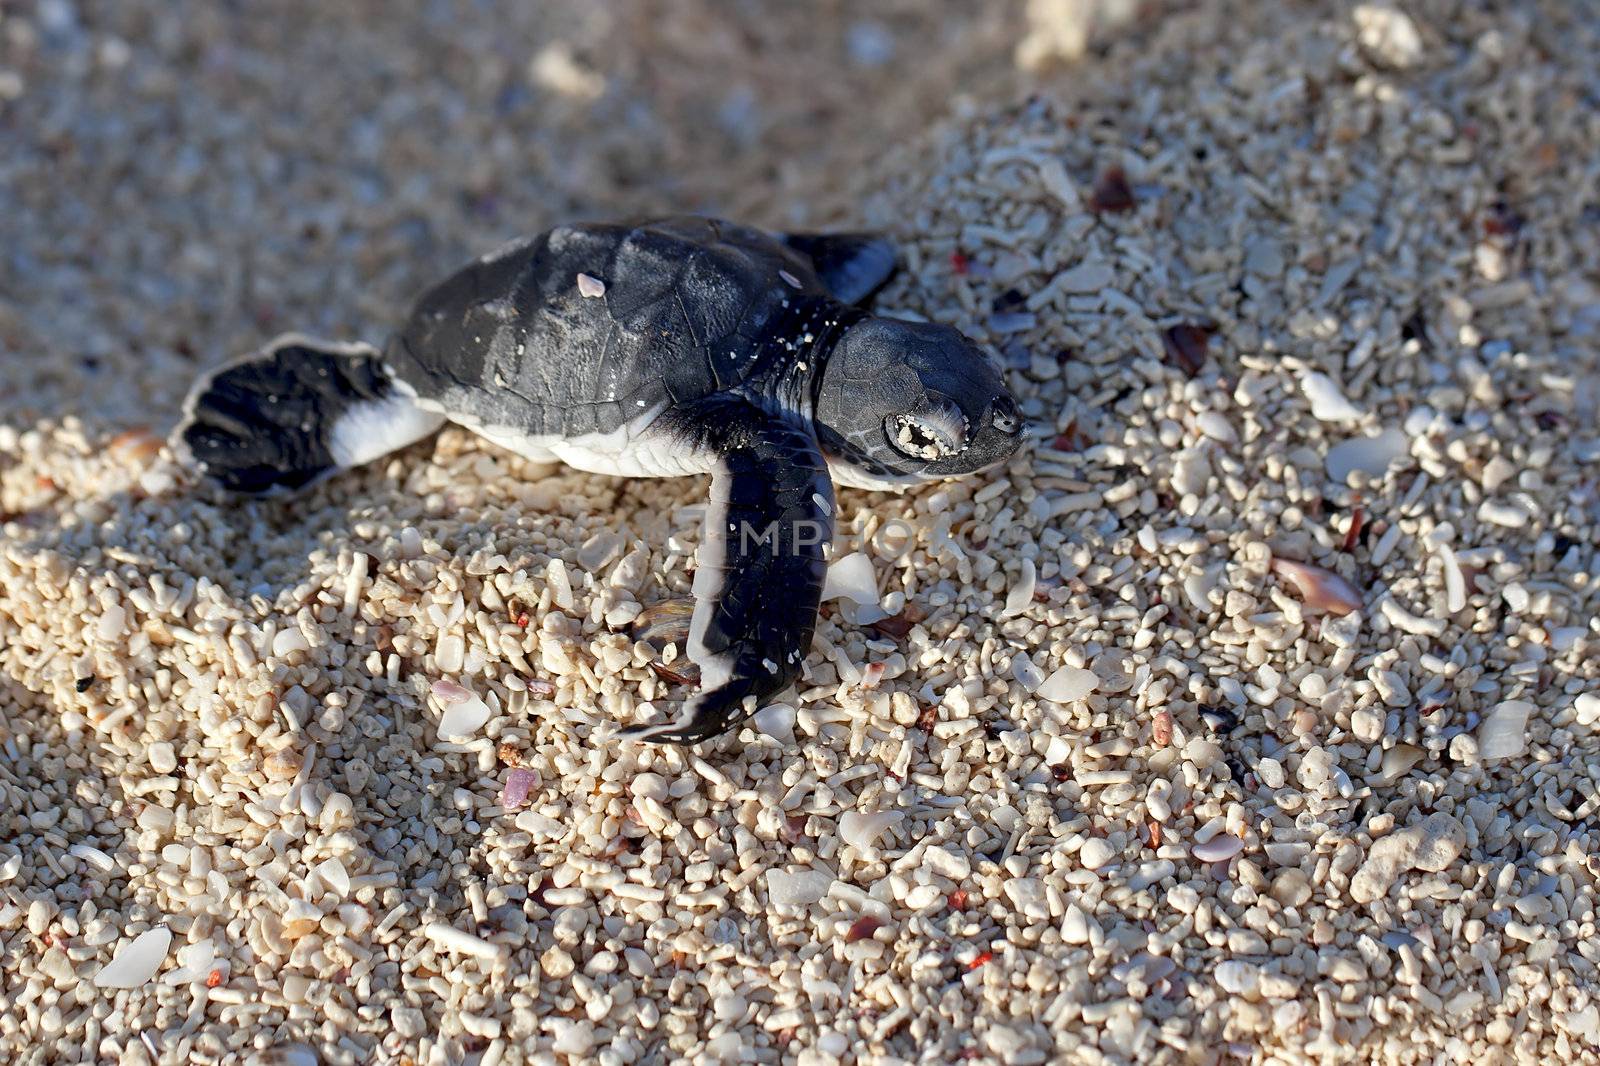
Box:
[1270,558,1363,616]
[431,679,473,704]
[1191,834,1243,863]
[501,768,540,810]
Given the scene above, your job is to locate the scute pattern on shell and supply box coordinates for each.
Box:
[383,217,834,442]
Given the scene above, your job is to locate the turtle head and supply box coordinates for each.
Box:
[814,317,1023,488]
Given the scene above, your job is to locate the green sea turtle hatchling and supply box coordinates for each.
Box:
[174,217,1023,743]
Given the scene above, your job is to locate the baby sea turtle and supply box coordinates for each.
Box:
[174,216,1022,743]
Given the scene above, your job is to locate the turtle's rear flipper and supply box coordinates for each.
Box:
[780,232,897,304]
[172,333,444,495]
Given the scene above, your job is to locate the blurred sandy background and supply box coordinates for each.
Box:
[0,0,1122,424]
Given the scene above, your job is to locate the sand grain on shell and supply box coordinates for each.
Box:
[4,0,1600,1064]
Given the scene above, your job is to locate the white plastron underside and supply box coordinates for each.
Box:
[328,395,447,468]
[435,400,718,478]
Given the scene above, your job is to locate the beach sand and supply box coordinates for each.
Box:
[2,1,1598,1062]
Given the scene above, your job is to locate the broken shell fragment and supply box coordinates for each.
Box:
[753,702,797,744]
[1477,700,1534,762]
[109,426,164,465]
[93,926,171,989]
[430,678,473,704]
[844,914,886,942]
[767,868,834,908]
[1376,743,1425,783]
[650,660,701,686]
[1270,558,1363,616]
[434,681,492,740]
[839,810,902,852]
[1191,834,1243,864]
[1326,427,1409,483]
[501,767,541,810]
[822,552,880,606]
[1301,372,1364,422]
[1160,323,1213,378]
[629,597,695,647]
[1037,666,1097,703]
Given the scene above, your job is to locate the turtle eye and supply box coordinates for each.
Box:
[990,396,1020,434]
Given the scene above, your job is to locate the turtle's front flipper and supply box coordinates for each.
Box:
[780,232,897,305]
[620,401,833,745]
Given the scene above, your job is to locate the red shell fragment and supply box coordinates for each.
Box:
[1089,166,1136,213]
[1482,199,1524,238]
[1342,507,1366,552]
[1161,323,1214,378]
[869,602,926,639]
[844,915,885,943]
[1050,418,1089,452]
